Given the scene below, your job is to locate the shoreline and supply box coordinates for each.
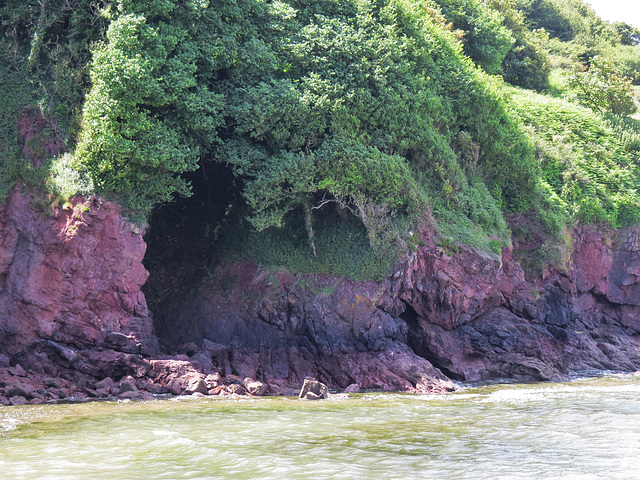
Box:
[2,364,636,407]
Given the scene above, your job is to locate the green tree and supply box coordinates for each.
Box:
[75,1,225,217]
[432,0,515,74]
[487,0,550,90]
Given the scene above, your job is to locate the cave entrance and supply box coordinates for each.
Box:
[400,303,461,380]
[142,161,240,344]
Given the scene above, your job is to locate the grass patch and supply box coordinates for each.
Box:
[217,205,399,281]
[509,87,640,229]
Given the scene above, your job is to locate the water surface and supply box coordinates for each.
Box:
[2,373,640,479]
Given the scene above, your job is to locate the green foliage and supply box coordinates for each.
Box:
[566,58,637,116]
[597,45,640,85]
[46,153,94,200]
[219,206,397,281]
[503,29,550,91]
[517,0,640,85]
[510,87,640,228]
[489,239,503,255]
[518,0,614,45]
[0,64,29,201]
[611,22,640,47]
[211,0,537,260]
[602,114,640,154]
[431,0,515,74]
[0,0,106,201]
[75,4,225,218]
[3,0,640,281]
[316,138,417,210]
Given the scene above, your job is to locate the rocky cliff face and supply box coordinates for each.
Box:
[0,188,163,404]
[399,226,640,382]
[1,188,639,405]
[153,223,640,390]
[0,187,154,356]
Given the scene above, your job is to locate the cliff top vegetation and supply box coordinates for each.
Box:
[2,0,640,279]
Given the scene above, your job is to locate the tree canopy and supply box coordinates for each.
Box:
[2,0,640,276]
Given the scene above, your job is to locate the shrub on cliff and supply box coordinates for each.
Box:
[566,58,637,116]
[72,0,536,253]
[3,0,640,279]
[510,88,640,228]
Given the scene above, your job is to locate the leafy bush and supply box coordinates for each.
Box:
[219,206,399,281]
[4,0,640,281]
[509,87,640,228]
[566,58,637,116]
[431,0,515,74]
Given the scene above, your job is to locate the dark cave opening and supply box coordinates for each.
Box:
[400,303,461,380]
[141,161,241,345]
[143,161,239,271]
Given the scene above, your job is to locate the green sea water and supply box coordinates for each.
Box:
[1,373,640,479]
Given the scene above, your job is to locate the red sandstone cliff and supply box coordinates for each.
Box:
[1,186,639,405]
[0,188,154,356]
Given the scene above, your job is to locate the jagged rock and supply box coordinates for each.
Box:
[104,332,159,356]
[117,390,151,401]
[244,377,267,396]
[2,180,640,399]
[150,223,640,390]
[189,351,213,374]
[9,364,27,377]
[204,372,222,390]
[299,378,328,400]
[6,382,35,399]
[76,378,96,390]
[224,374,245,385]
[208,385,224,396]
[9,395,28,406]
[150,360,208,395]
[225,383,247,396]
[0,185,157,371]
[95,377,115,392]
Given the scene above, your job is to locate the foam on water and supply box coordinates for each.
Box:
[1,373,639,480]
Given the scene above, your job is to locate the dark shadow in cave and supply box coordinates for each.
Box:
[142,161,240,344]
[400,303,461,380]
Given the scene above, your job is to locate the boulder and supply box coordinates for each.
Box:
[150,360,208,395]
[344,383,361,393]
[6,381,35,399]
[95,377,115,393]
[204,372,222,390]
[225,383,247,396]
[119,375,138,394]
[299,378,328,400]
[244,377,267,396]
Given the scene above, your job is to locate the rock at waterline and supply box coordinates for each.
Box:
[299,378,328,400]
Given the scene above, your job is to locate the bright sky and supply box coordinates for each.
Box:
[584,0,640,29]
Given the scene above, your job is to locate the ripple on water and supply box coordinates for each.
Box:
[0,374,639,479]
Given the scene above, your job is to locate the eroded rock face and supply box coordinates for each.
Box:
[401,226,640,382]
[0,188,152,356]
[0,187,163,403]
[153,224,640,390]
[153,260,455,393]
[2,182,640,402]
